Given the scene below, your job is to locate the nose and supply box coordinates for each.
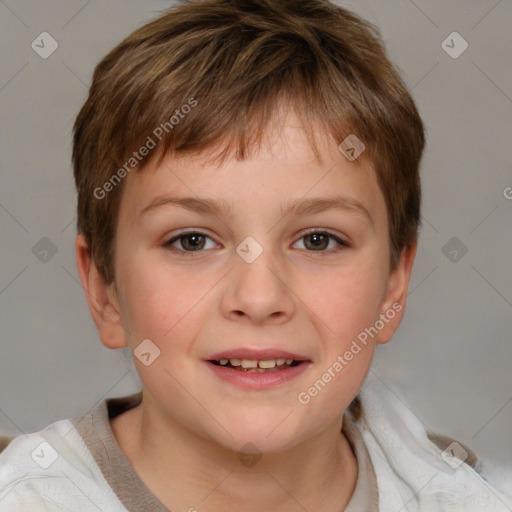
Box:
[221,248,295,325]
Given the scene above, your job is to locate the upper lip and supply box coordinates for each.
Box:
[207,349,310,361]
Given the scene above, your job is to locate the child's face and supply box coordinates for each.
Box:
[104,114,412,453]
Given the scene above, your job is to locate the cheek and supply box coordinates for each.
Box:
[118,263,207,387]
[301,264,386,343]
[118,259,205,344]
[295,271,381,424]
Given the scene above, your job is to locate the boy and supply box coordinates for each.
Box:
[1,0,511,510]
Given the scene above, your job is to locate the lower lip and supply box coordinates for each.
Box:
[204,361,311,390]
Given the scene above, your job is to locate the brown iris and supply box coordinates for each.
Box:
[303,233,330,251]
[180,233,206,251]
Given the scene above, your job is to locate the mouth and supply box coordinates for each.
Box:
[205,354,311,390]
[204,349,311,389]
[208,358,303,373]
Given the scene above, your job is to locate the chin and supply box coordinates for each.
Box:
[207,415,306,456]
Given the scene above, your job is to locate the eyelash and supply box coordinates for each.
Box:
[163,229,349,255]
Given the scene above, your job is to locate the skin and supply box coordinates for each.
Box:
[76,112,416,511]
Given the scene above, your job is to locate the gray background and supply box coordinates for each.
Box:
[0,0,511,466]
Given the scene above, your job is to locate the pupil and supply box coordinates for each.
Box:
[183,234,205,251]
[306,233,328,251]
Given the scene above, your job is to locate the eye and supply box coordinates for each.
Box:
[164,231,218,252]
[293,230,348,252]
[163,230,348,254]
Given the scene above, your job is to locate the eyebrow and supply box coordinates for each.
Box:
[282,196,373,224]
[140,196,233,218]
[139,194,373,225]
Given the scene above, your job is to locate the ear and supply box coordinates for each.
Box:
[375,242,417,345]
[75,234,127,349]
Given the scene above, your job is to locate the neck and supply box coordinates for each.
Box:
[111,397,358,512]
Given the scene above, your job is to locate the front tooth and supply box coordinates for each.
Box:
[219,359,228,365]
[240,359,258,368]
[258,360,277,369]
[229,358,241,366]
[276,359,286,366]
[285,359,294,365]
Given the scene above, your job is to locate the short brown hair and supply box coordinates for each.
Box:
[73,0,425,285]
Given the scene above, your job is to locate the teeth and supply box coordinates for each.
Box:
[258,360,276,369]
[240,359,258,369]
[213,358,300,370]
[216,358,298,369]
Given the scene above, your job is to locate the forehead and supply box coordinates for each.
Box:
[118,115,387,231]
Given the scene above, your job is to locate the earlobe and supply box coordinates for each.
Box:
[75,234,127,349]
[375,243,417,345]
